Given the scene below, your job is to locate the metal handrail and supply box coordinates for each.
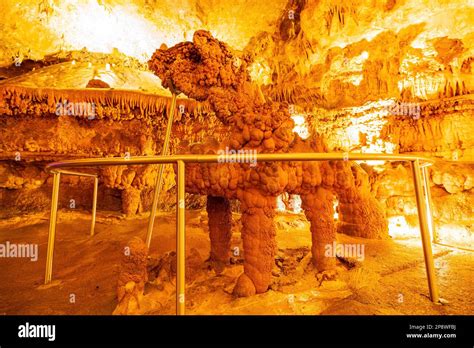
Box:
[146,94,177,249]
[43,170,98,285]
[43,152,439,314]
[45,153,435,171]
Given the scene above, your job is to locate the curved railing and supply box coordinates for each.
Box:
[45,153,435,170]
[43,153,438,314]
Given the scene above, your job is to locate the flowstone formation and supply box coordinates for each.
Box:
[148,30,388,297]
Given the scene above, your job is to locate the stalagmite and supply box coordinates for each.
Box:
[234,189,277,296]
[148,30,387,295]
[121,187,141,215]
[301,187,337,272]
[206,195,232,272]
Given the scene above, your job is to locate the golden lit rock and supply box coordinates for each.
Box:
[0,0,472,318]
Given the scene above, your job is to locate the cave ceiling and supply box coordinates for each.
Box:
[0,0,472,108]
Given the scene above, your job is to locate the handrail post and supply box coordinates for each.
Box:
[45,172,61,284]
[411,160,440,303]
[176,160,186,315]
[422,166,437,243]
[146,93,178,249]
[90,177,99,237]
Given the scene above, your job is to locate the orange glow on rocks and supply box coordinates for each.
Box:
[0,0,472,318]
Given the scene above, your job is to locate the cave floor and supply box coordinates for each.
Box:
[0,210,473,315]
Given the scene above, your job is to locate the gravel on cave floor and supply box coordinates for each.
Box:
[0,210,472,315]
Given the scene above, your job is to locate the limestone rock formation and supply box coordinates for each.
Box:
[244,0,473,109]
[206,196,232,272]
[86,79,110,88]
[0,0,471,300]
[148,30,388,296]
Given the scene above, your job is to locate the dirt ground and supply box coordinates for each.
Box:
[0,209,473,315]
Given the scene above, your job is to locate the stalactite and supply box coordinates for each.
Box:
[0,85,210,121]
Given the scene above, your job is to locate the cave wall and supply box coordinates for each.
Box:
[246,0,473,109]
[0,0,472,249]
[304,95,474,248]
[0,87,228,217]
[0,0,287,67]
[239,0,474,247]
[2,87,472,246]
[308,95,474,159]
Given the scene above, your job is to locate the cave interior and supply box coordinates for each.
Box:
[0,0,473,315]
